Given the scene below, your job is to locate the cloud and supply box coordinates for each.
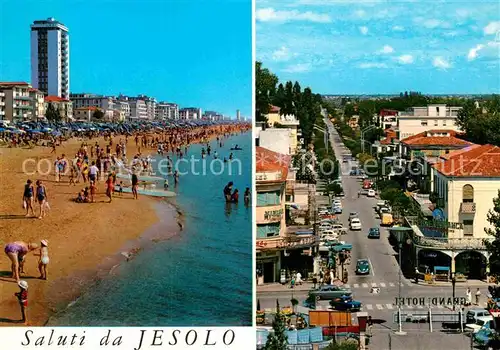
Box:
[272,46,291,61]
[358,63,388,69]
[467,44,485,61]
[433,56,451,69]
[392,25,404,31]
[379,45,394,54]
[484,21,500,35]
[359,26,369,35]
[397,54,414,64]
[282,63,311,73]
[256,8,331,23]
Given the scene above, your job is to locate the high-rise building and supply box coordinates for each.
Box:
[236,109,241,121]
[30,18,70,99]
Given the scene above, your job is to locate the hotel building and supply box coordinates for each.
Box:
[0,82,33,121]
[30,18,69,99]
[398,104,462,139]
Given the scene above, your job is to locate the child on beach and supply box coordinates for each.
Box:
[90,181,97,203]
[115,181,123,196]
[37,240,49,280]
[14,280,28,325]
[68,165,76,186]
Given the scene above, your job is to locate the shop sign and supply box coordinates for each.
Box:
[256,240,268,248]
[256,171,282,182]
[417,219,463,230]
[395,296,467,307]
[264,209,283,221]
[276,237,316,248]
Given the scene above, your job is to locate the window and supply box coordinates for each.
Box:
[462,184,474,203]
[434,120,438,126]
[443,120,447,126]
[463,220,474,236]
[257,191,281,206]
[421,121,428,126]
[257,223,281,238]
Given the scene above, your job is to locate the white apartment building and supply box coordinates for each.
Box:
[179,107,202,120]
[70,93,115,116]
[31,18,69,99]
[398,104,462,139]
[0,90,5,120]
[114,100,131,120]
[29,88,46,120]
[156,102,179,119]
[0,82,33,121]
[128,98,148,119]
[203,110,223,121]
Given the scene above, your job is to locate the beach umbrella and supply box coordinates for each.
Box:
[0,127,5,132]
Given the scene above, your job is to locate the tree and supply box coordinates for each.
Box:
[324,340,358,350]
[256,61,278,122]
[293,152,316,183]
[326,183,343,196]
[92,109,105,120]
[457,96,500,146]
[264,300,288,350]
[45,102,60,122]
[485,190,500,281]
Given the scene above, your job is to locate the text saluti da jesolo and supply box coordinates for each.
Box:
[394,296,467,307]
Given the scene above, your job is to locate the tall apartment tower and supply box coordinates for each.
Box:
[236,109,241,121]
[30,18,70,99]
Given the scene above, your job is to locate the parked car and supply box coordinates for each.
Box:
[333,200,342,207]
[466,316,493,334]
[332,206,342,214]
[368,227,380,239]
[318,223,333,231]
[355,259,370,275]
[309,284,352,301]
[349,212,358,222]
[319,209,329,216]
[466,309,491,324]
[367,189,376,197]
[350,218,362,231]
[330,295,362,311]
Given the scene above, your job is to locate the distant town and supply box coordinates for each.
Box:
[0,18,247,123]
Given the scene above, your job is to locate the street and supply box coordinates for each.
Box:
[256,116,488,349]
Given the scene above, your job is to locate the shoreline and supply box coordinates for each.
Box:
[0,126,246,326]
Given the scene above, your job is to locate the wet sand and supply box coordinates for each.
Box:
[0,135,190,326]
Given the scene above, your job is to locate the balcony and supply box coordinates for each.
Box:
[460,202,476,214]
[15,95,31,101]
[412,235,488,250]
[15,105,33,110]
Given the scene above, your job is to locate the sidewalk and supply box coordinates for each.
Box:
[413,279,492,288]
[257,282,315,293]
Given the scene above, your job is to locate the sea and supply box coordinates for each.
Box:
[48,131,252,326]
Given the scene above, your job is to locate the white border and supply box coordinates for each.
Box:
[251,0,257,330]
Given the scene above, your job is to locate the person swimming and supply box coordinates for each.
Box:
[244,187,251,204]
[223,182,233,202]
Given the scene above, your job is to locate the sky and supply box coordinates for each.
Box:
[256,0,500,95]
[0,0,252,118]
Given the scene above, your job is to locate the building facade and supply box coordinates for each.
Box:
[45,95,73,121]
[128,98,148,119]
[156,102,179,119]
[0,90,5,120]
[30,18,69,99]
[400,130,473,161]
[398,104,462,139]
[179,107,202,120]
[29,88,46,120]
[0,82,33,121]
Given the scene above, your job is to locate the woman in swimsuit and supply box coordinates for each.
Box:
[23,179,35,217]
[4,241,38,282]
[35,180,48,219]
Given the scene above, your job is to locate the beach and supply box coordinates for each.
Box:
[0,124,250,326]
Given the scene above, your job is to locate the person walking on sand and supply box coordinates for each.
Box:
[35,180,48,219]
[4,242,38,282]
[131,172,139,200]
[23,179,35,217]
[14,280,29,325]
[37,240,49,280]
[89,180,97,203]
[105,174,114,203]
[89,161,99,183]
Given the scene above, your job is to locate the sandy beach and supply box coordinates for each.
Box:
[0,136,164,326]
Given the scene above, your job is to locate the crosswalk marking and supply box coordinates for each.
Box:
[376,304,383,310]
[386,304,393,309]
[362,283,369,288]
[389,282,395,287]
[371,283,377,287]
[366,304,374,310]
[379,283,386,288]
[353,283,359,288]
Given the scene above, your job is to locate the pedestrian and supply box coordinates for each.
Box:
[37,240,49,280]
[14,280,28,325]
[367,316,373,337]
[23,179,35,217]
[476,288,482,305]
[466,288,472,306]
[296,271,302,285]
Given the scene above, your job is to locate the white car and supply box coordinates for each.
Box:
[318,209,329,215]
[466,316,493,334]
[367,189,375,197]
[350,218,362,231]
[318,223,333,231]
[333,200,342,207]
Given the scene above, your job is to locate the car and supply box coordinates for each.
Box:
[368,227,380,238]
[332,206,342,214]
[350,218,362,230]
[367,189,376,197]
[318,223,333,231]
[309,284,352,301]
[333,200,342,207]
[330,295,362,311]
[349,212,358,222]
[466,316,493,334]
[355,259,370,275]
[318,209,329,216]
[466,309,491,324]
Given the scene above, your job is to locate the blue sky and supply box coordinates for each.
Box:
[257,0,500,94]
[0,0,251,118]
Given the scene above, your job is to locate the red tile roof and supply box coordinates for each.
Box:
[380,129,397,145]
[401,130,472,147]
[45,95,70,102]
[433,144,500,177]
[256,146,290,182]
[269,105,281,113]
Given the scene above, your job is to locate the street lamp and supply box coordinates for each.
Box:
[393,227,412,336]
